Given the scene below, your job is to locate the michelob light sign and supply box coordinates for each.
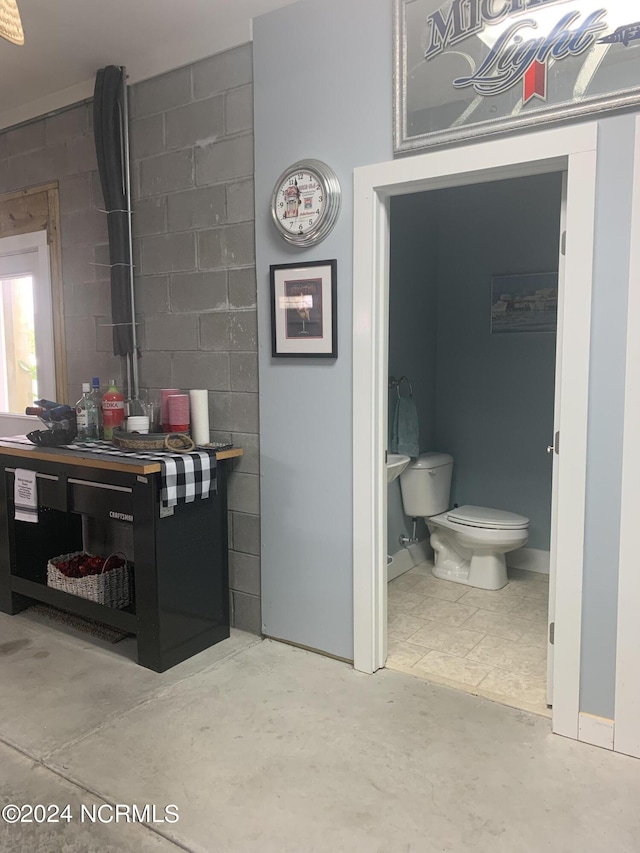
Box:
[394,0,640,152]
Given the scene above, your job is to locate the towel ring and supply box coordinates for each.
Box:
[389,375,413,398]
[397,376,413,399]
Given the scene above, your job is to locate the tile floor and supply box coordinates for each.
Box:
[387,561,550,716]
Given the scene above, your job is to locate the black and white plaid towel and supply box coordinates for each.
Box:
[80,441,219,508]
[1,437,224,509]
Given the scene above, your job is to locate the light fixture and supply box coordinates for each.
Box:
[0,0,24,46]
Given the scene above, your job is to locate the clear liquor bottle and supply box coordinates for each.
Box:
[89,377,103,439]
[75,382,99,441]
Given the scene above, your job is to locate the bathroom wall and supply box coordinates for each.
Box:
[435,174,562,552]
[387,193,439,552]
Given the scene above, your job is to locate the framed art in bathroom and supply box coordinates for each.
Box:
[270,260,337,358]
[490,272,558,335]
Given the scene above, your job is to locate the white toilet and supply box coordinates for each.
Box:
[399,452,529,590]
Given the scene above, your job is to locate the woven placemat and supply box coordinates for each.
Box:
[28,604,131,644]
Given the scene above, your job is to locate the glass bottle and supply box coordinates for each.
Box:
[75,383,99,441]
[102,379,125,440]
[89,377,103,439]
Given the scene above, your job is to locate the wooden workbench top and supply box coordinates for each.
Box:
[0,439,243,476]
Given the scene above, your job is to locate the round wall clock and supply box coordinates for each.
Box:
[270,159,341,247]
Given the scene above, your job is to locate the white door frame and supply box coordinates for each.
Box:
[614,115,640,758]
[353,122,598,740]
[546,172,567,708]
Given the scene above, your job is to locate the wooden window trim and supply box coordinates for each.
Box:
[0,182,67,403]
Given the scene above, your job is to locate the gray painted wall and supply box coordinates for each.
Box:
[0,44,262,634]
[435,175,560,552]
[580,116,633,719]
[254,0,632,715]
[387,194,438,552]
[254,0,393,657]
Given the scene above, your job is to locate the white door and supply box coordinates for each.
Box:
[0,230,55,436]
[546,172,568,706]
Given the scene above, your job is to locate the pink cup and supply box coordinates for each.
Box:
[168,394,190,433]
[160,389,180,432]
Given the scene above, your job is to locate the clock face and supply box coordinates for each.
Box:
[275,168,325,238]
[271,159,340,247]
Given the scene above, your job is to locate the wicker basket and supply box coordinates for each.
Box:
[47,551,132,609]
[111,429,195,453]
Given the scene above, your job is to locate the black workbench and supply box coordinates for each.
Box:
[0,440,243,672]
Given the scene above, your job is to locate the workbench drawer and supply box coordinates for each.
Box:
[69,478,134,522]
[5,470,66,511]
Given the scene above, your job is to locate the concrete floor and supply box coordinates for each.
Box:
[1,611,639,853]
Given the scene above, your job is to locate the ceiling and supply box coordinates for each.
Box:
[0,0,297,130]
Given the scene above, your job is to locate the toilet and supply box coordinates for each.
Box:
[399,452,529,590]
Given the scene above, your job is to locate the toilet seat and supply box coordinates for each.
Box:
[445,505,529,530]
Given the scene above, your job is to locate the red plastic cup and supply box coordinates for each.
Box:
[160,389,180,432]
[168,394,190,433]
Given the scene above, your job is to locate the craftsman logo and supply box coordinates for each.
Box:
[110,511,133,522]
[425,1,612,104]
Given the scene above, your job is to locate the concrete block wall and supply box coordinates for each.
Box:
[129,44,261,634]
[0,102,121,403]
[0,44,261,635]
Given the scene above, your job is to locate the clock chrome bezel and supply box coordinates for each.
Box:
[270,158,341,248]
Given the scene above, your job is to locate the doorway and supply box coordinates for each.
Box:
[384,173,562,716]
[352,123,598,741]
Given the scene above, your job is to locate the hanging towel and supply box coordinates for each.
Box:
[391,396,420,458]
[14,468,38,523]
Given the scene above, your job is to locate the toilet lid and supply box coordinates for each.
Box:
[447,505,529,530]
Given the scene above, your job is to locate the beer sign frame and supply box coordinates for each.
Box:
[394,0,640,153]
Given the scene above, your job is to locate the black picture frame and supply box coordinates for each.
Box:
[270,260,338,358]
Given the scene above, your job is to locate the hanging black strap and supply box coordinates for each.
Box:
[93,65,134,357]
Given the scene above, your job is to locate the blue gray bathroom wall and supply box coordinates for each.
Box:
[388,195,439,549]
[388,173,562,556]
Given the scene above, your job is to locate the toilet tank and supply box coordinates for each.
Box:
[399,452,453,518]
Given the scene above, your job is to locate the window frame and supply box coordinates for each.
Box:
[0,229,55,413]
[0,183,66,406]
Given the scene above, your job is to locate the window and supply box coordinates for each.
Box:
[0,230,55,415]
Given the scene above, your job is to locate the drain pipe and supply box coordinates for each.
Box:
[399,518,419,548]
[120,66,139,404]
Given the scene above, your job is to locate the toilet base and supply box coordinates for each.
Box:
[432,552,509,590]
[430,527,510,590]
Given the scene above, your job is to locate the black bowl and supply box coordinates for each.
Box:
[27,428,77,447]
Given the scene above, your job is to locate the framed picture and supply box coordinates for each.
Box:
[270,260,337,358]
[491,272,558,335]
[394,0,640,154]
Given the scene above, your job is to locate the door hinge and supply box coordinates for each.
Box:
[549,622,555,645]
[561,231,566,256]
